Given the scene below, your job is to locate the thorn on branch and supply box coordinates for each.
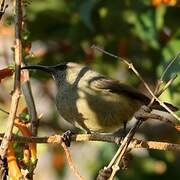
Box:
[128,63,133,69]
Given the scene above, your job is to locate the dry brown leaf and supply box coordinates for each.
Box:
[0,68,13,83]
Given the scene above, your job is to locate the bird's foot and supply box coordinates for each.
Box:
[113,122,127,141]
[134,105,151,121]
[62,130,73,147]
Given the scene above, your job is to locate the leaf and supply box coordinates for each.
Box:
[131,8,161,49]
[23,146,30,165]
[161,33,180,82]
[52,151,65,170]
[7,142,23,179]
[0,68,13,83]
[15,118,37,164]
[157,31,180,105]
[79,0,97,31]
[152,0,177,6]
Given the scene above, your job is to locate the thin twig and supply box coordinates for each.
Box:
[0,0,22,159]
[0,133,180,152]
[150,90,179,121]
[160,51,180,81]
[149,80,163,105]
[107,119,142,169]
[21,72,38,180]
[46,135,85,180]
[157,74,178,97]
[21,69,38,136]
[147,113,180,131]
[0,107,9,115]
[61,142,85,180]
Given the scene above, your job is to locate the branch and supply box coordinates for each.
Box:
[0,107,9,115]
[61,142,85,180]
[21,69,38,136]
[160,51,180,81]
[157,74,177,97]
[20,65,38,178]
[0,133,179,152]
[0,0,22,159]
[43,135,85,180]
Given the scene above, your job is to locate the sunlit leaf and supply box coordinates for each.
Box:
[7,142,23,179]
[132,9,160,49]
[15,118,37,164]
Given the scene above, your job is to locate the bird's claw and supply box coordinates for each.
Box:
[134,105,151,121]
[62,130,73,147]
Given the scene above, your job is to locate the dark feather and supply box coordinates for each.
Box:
[88,76,178,112]
[89,77,149,103]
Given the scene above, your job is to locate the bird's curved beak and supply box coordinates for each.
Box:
[21,65,54,74]
[21,64,67,74]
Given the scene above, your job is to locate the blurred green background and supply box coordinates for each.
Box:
[0,0,180,179]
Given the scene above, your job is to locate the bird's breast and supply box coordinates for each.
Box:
[56,86,142,133]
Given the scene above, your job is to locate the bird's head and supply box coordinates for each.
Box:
[21,62,87,87]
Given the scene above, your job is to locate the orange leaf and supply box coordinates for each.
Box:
[24,42,32,56]
[0,68,13,83]
[152,0,177,6]
[152,0,162,6]
[7,142,23,179]
[15,118,31,136]
[163,0,176,5]
[23,146,30,165]
[52,152,65,170]
[14,118,37,164]
[20,107,28,114]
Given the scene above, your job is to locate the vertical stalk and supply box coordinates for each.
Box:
[0,0,22,158]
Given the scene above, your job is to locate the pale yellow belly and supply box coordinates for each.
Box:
[56,88,142,133]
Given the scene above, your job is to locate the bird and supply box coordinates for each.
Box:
[21,62,178,134]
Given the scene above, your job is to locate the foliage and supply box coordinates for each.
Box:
[0,0,179,179]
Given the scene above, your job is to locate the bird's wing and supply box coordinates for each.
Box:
[88,76,178,112]
[88,76,150,104]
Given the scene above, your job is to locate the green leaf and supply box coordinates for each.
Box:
[132,8,160,49]
[158,31,180,105]
[161,33,180,82]
[79,0,97,31]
